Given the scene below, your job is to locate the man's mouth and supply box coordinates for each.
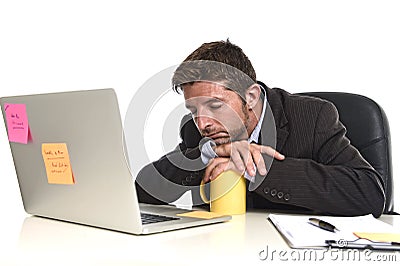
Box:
[205,132,229,139]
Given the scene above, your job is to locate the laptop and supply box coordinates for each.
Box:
[0,89,231,234]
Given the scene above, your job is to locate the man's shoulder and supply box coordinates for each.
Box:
[267,87,333,114]
[265,87,340,129]
[268,87,329,105]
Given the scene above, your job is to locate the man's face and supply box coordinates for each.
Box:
[183,82,250,145]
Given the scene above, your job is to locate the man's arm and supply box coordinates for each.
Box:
[135,116,206,205]
[253,102,385,217]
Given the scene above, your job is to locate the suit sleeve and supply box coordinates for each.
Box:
[135,115,206,205]
[254,102,386,217]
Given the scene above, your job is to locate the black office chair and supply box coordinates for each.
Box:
[298,92,394,214]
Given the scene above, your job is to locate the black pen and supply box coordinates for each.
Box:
[309,218,339,232]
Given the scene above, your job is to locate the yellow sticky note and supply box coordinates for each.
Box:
[354,232,400,243]
[41,143,75,185]
[177,211,225,219]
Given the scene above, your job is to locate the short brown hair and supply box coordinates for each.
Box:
[172,40,257,98]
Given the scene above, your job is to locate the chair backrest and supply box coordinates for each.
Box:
[298,92,393,214]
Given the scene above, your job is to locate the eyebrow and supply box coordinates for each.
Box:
[185,97,224,109]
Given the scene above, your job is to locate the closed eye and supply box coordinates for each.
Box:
[209,102,223,110]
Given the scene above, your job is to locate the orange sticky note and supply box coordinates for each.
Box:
[354,232,400,243]
[4,103,32,144]
[41,143,75,185]
[177,211,226,219]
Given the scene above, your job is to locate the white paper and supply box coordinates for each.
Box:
[268,214,394,248]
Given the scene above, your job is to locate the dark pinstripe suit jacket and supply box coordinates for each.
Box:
[135,84,385,217]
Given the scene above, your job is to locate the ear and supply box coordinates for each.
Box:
[245,84,261,110]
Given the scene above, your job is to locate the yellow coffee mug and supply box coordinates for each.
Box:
[200,170,246,215]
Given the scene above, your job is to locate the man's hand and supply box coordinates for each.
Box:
[203,141,285,182]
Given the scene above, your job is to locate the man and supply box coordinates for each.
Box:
[136,40,385,217]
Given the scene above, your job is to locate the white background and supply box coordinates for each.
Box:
[0,0,399,255]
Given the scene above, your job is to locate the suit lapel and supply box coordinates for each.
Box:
[275,127,289,152]
[259,87,289,152]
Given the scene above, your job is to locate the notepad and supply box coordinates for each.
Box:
[268,214,400,250]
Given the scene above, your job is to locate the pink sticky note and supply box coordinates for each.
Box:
[4,103,32,144]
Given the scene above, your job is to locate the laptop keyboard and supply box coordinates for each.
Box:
[140,212,180,225]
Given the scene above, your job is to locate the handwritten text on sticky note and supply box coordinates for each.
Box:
[42,143,75,185]
[4,103,32,144]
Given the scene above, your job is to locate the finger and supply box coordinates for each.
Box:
[210,163,226,181]
[213,143,231,157]
[244,152,256,177]
[230,147,246,172]
[208,161,229,181]
[273,150,285,160]
[203,158,216,182]
[236,142,255,176]
[251,148,267,175]
[203,157,229,182]
[260,145,285,160]
[209,159,244,181]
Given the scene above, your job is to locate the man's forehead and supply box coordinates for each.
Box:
[182,81,232,99]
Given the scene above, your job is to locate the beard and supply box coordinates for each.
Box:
[214,126,248,145]
[200,103,250,145]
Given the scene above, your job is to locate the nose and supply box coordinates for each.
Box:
[195,113,213,132]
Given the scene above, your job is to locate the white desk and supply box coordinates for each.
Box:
[1,211,399,265]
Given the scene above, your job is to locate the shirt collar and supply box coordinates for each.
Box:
[248,84,267,143]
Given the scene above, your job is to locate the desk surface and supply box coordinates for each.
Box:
[1,211,399,265]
